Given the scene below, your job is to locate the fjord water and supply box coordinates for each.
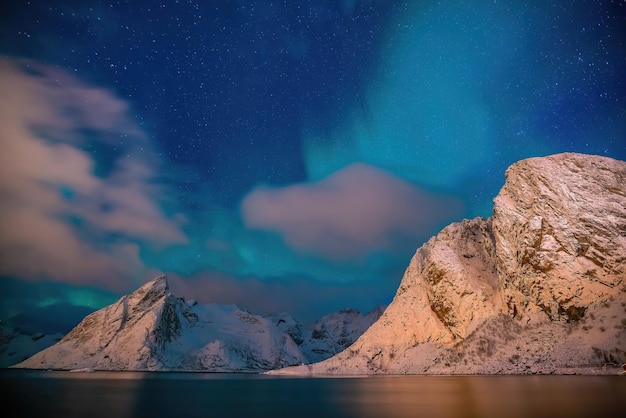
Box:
[3,370,624,418]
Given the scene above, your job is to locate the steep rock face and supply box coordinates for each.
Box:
[15,276,306,371]
[271,153,626,375]
[493,153,626,323]
[310,217,503,370]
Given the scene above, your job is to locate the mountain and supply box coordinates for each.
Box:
[271,153,626,375]
[14,276,304,371]
[0,325,62,368]
[13,276,381,371]
[272,307,384,364]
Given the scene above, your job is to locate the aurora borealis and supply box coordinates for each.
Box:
[0,0,624,332]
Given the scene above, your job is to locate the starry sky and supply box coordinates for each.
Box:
[1,0,625,333]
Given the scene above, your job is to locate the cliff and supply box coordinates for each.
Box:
[272,153,626,375]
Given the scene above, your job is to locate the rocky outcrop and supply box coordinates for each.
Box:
[271,153,626,375]
[327,217,501,364]
[493,153,626,323]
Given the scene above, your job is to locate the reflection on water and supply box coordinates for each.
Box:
[3,370,625,418]
[347,375,626,418]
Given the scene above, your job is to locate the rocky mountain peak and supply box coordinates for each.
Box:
[128,274,170,312]
[13,274,381,371]
[272,153,626,375]
[134,274,169,297]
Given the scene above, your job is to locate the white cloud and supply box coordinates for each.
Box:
[241,162,463,260]
[0,57,186,290]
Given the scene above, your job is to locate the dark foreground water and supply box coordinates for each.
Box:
[2,369,625,418]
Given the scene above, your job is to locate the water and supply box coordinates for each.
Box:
[2,369,624,418]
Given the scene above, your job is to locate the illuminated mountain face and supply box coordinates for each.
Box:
[273,153,626,375]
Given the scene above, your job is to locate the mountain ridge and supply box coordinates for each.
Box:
[12,275,381,371]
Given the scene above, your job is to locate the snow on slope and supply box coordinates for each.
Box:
[14,276,305,371]
[269,307,384,364]
[295,308,384,363]
[0,325,62,367]
[13,276,382,371]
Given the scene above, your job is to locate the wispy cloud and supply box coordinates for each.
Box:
[0,57,186,290]
[241,162,463,260]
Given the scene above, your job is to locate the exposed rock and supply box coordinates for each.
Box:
[329,217,501,369]
[493,153,626,323]
[271,153,626,375]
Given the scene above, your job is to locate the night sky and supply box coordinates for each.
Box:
[1,0,624,333]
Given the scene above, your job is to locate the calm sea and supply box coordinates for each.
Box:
[2,369,624,418]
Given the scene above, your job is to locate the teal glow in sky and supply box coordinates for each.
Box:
[0,0,624,332]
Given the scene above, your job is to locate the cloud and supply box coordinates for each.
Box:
[0,57,186,291]
[240,163,463,260]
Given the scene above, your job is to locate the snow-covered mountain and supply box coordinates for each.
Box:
[13,276,381,371]
[272,308,384,364]
[0,325,62,368]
